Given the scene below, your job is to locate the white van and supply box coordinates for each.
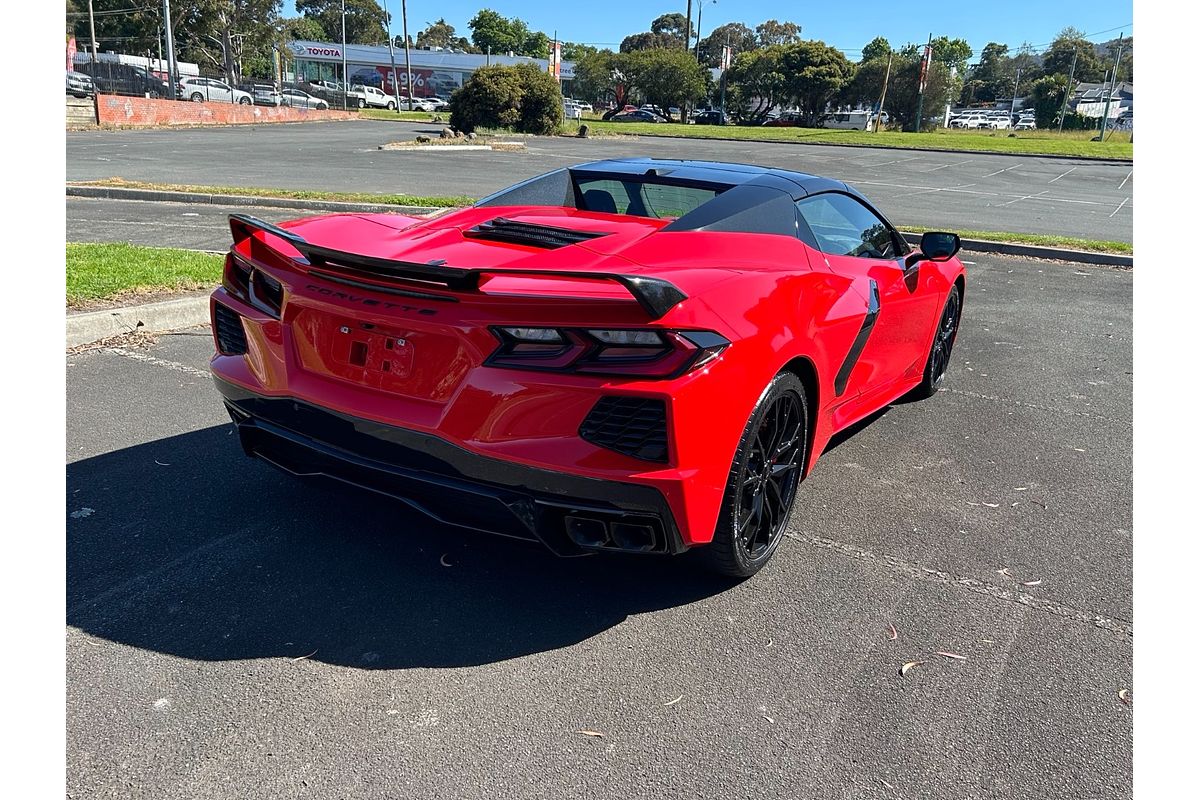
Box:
[822,110,877,131]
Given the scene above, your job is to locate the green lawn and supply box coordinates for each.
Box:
[570,120,1133,160]
[358,109,446,122]
[67,243,224,305]
[72,178,472,208]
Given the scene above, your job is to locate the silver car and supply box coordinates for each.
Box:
[281,88,329,110]
[180,77,253,104]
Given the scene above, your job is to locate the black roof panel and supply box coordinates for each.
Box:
[570,158,847,197]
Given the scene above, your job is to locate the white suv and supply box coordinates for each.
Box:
[180,77,253,105]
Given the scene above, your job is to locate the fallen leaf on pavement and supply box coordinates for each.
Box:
[664,695,683,707]
[900,661,924,677]
[881,779,895,790]
[983,502,1000,508]
[936,651,967,660]
[1022,579,1042,587]
[577,730,605,738]
[766,637,774,648]
[292,649,318,661]
[1118,689,1131,705]
[154,459,171,466]
[888,623,898,641]
[762,714,775,723]
[439,553,452,567]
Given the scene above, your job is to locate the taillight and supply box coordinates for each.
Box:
[222,253,282,319]
[487,327,729,378]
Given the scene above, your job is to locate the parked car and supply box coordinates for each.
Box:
[987,114,1011,130]
[73,59,168,97]
[822,110,877,131]
[213,158,966,578]
[347,84,396,109]
[763,111,803,127]
[612,109,665,122]
[413,96,449,112]
[692,110,726,125]
[1015,116,1037,130]
[66,71,94,98]
[949,112,989,129]
[243,83,283,106]
[179,76,253,104]
[280,88,330,110]
[564,100,583,120]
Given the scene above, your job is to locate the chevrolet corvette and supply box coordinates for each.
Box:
[210,159,965,577]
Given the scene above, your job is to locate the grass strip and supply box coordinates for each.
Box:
[568,120,1133,160]
[67,243,224,305]
[72,177,471,208]
[897,226,1131,255]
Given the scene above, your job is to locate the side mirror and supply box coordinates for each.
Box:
[919,231,961,262]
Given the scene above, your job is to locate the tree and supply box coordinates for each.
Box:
[618,48,708,114]
[571,48,620,104]
[929,36,972,74]
[284,15,328,43]
[960,42,1008,103]
[861,36,891,63]
[523,31,550,60]
[697,22,757,68]
[297,0,387,45]
[778,41,855,126]
[1028,73,1069,128]
[416,18,472,52]
[724,46,787,123]
[650,13,690,45]
[1042,27,1105,83]
[756,20,801,47]
[562,42,599,61]
[621,13,691,52]
[467,9,548,57]
[448,62,562,135]
[847,50,953,131]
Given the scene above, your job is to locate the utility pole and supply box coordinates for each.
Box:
[87,0,98,65]
[1098,33,1124,141]
[914,33,931,132]
[163,0,177,100]
[340,0,348,110]
[719,31,729,116]
[1011,66,1022,119]
[875,52,893,133]
[382,0,401,110]
[401,0,413,107]
[1057,45,1078,133]
[685,1,693,52]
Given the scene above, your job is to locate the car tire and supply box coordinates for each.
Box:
[387,101,396,110]
[190,92,204,102]
[910,284,962,400]
[357,98,366,109]
[238,97,251,105]
[701,372,808,578]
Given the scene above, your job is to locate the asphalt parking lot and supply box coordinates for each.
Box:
[66,120,1132,242]
[66,252,1131,799]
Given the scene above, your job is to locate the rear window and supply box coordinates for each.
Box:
[575,177,720,220]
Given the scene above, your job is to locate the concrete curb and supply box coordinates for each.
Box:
[66,184,443,216]
[898,233,1132,268]
[67,295,211,349]
[592,130,1133,165]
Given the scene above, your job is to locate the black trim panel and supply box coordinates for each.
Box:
[834,279,881,397]
[214,377,686,556]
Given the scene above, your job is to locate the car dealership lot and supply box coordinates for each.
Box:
[67,253,1131,798]
[66,121,1132,243]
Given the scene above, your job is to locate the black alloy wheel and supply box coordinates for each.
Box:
[704,372,808,577]
[912,285,962,399]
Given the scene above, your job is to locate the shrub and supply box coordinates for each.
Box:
[449,63,562,135]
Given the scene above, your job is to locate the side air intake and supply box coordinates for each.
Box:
[579,397,669,463]
[465,217,611,249]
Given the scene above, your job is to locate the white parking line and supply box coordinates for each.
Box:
[980,164,1022,178]
[863,156,921,168]
[1118,169,1133,189]
[1048,167,1076,184]
[919,160,971,172]
[996,190,1049,207]
[1109,197,1130,218]
[909,182,977,197]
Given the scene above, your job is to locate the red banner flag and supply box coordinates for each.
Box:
[67,36,77,71]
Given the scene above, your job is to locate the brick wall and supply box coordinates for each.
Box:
[96,95,356,128]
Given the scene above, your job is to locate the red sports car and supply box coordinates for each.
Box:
[210,159,965,577]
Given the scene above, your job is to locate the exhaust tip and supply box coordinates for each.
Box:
[565,515,609,548]
[610,522,657,552]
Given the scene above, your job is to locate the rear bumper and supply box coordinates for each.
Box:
[216,377,687,556]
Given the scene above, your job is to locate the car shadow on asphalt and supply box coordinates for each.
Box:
[66,423,737,670]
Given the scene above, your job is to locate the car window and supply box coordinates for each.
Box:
[575,177,720,219]
[796,193,901,259]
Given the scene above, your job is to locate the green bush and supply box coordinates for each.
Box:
[449,63,563,135]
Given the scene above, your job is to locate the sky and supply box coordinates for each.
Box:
[283,0,1132,59]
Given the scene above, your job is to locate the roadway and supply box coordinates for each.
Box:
[66,120,1133,243]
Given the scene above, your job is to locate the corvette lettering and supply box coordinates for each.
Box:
[305,284,436,314]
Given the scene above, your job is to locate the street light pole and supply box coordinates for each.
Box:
[401,0,413,107]
[340,0,348,110]
[382,0,401,110]
[87,0,98,65]
[163,0,177,100]
[1057,46,1079,133]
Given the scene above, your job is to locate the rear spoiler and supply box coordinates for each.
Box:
[229,213,687,319]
